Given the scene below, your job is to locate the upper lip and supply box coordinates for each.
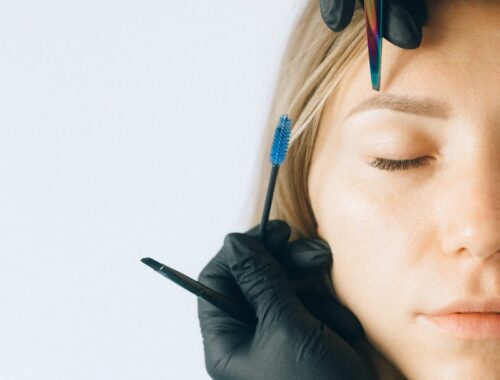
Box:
[427,299,500,315]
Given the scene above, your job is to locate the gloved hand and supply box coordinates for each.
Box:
[272,228,366,344]
[197,219,376,380]
[319,0,428,49]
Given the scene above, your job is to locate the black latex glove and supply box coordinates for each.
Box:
[319,0,428,49]
[274,230,366,344]
[197,220,376,380]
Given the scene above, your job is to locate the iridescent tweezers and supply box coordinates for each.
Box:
[364,0,384,91]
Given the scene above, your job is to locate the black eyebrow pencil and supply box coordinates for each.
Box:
[141,115,292,324]
[141,257,258,324]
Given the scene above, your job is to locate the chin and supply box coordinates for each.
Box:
[396,342,500,380]
[412,358,500,380]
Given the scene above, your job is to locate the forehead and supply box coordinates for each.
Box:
[330,0,500,124]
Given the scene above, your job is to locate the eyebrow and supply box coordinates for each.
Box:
[343,93,452,121]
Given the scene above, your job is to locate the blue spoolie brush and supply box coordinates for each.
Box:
[140,114,292,325]
[258,114,292,242]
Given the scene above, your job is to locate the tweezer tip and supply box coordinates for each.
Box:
[370,75,381,91]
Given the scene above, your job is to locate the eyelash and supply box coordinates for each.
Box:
[368,156,432,172]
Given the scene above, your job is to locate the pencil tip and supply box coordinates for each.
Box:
[141,257,162,270]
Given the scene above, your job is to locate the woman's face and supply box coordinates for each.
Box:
[308,1,500,378]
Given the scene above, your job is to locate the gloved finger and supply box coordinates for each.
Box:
[383,0,423,49]
[306,297,367,342]
[359,0,426,26]
[275,238,336,313]
[320,0,357,32]
[197,251,256,327]
[244,219,291,256]
[202,219,289,300]
[277,238,366,342]
[197,220,291,328]
[197,256,256,369]
[275,237,332,280]
[393,0,427,27]
[222,231,306,328]
[359,0,424,49]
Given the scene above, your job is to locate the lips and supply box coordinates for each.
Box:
[419,298,500,339]
[420,313,500,339]
[428,299,500,314]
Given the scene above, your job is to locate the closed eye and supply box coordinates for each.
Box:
[368,156,432,172]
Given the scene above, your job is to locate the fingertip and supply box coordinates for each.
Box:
[272,238,332,281]
[222,232,258,267]
[287,238,332,262]
[223,231,241,247]
[314,237,332,251]
[397,0,428,27]
[268,218,291,231]
[244,219,290,237]
[383,1,423,49]
[243,219,291,253]
[386,28,423,49]
[320,0,356,32]
[328,299,367,341]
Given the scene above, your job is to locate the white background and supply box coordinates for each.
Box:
[0,1,307,379]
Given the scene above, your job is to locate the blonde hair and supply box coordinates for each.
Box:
[249,0,366,241]
[248,1,406,379]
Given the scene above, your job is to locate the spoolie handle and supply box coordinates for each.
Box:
[258,114,292,243]
[258,165,279,241]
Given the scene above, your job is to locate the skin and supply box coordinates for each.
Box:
[308,1,500,379]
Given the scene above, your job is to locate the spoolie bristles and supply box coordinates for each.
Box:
[258,114,292,242]
[269,114,292,166]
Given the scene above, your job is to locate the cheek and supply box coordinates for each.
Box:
[314,172,420,318]
[314,176,425,368]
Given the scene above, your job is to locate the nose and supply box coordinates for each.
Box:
[441,145,500,260]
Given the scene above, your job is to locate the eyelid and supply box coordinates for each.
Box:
[368,156,432,171]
